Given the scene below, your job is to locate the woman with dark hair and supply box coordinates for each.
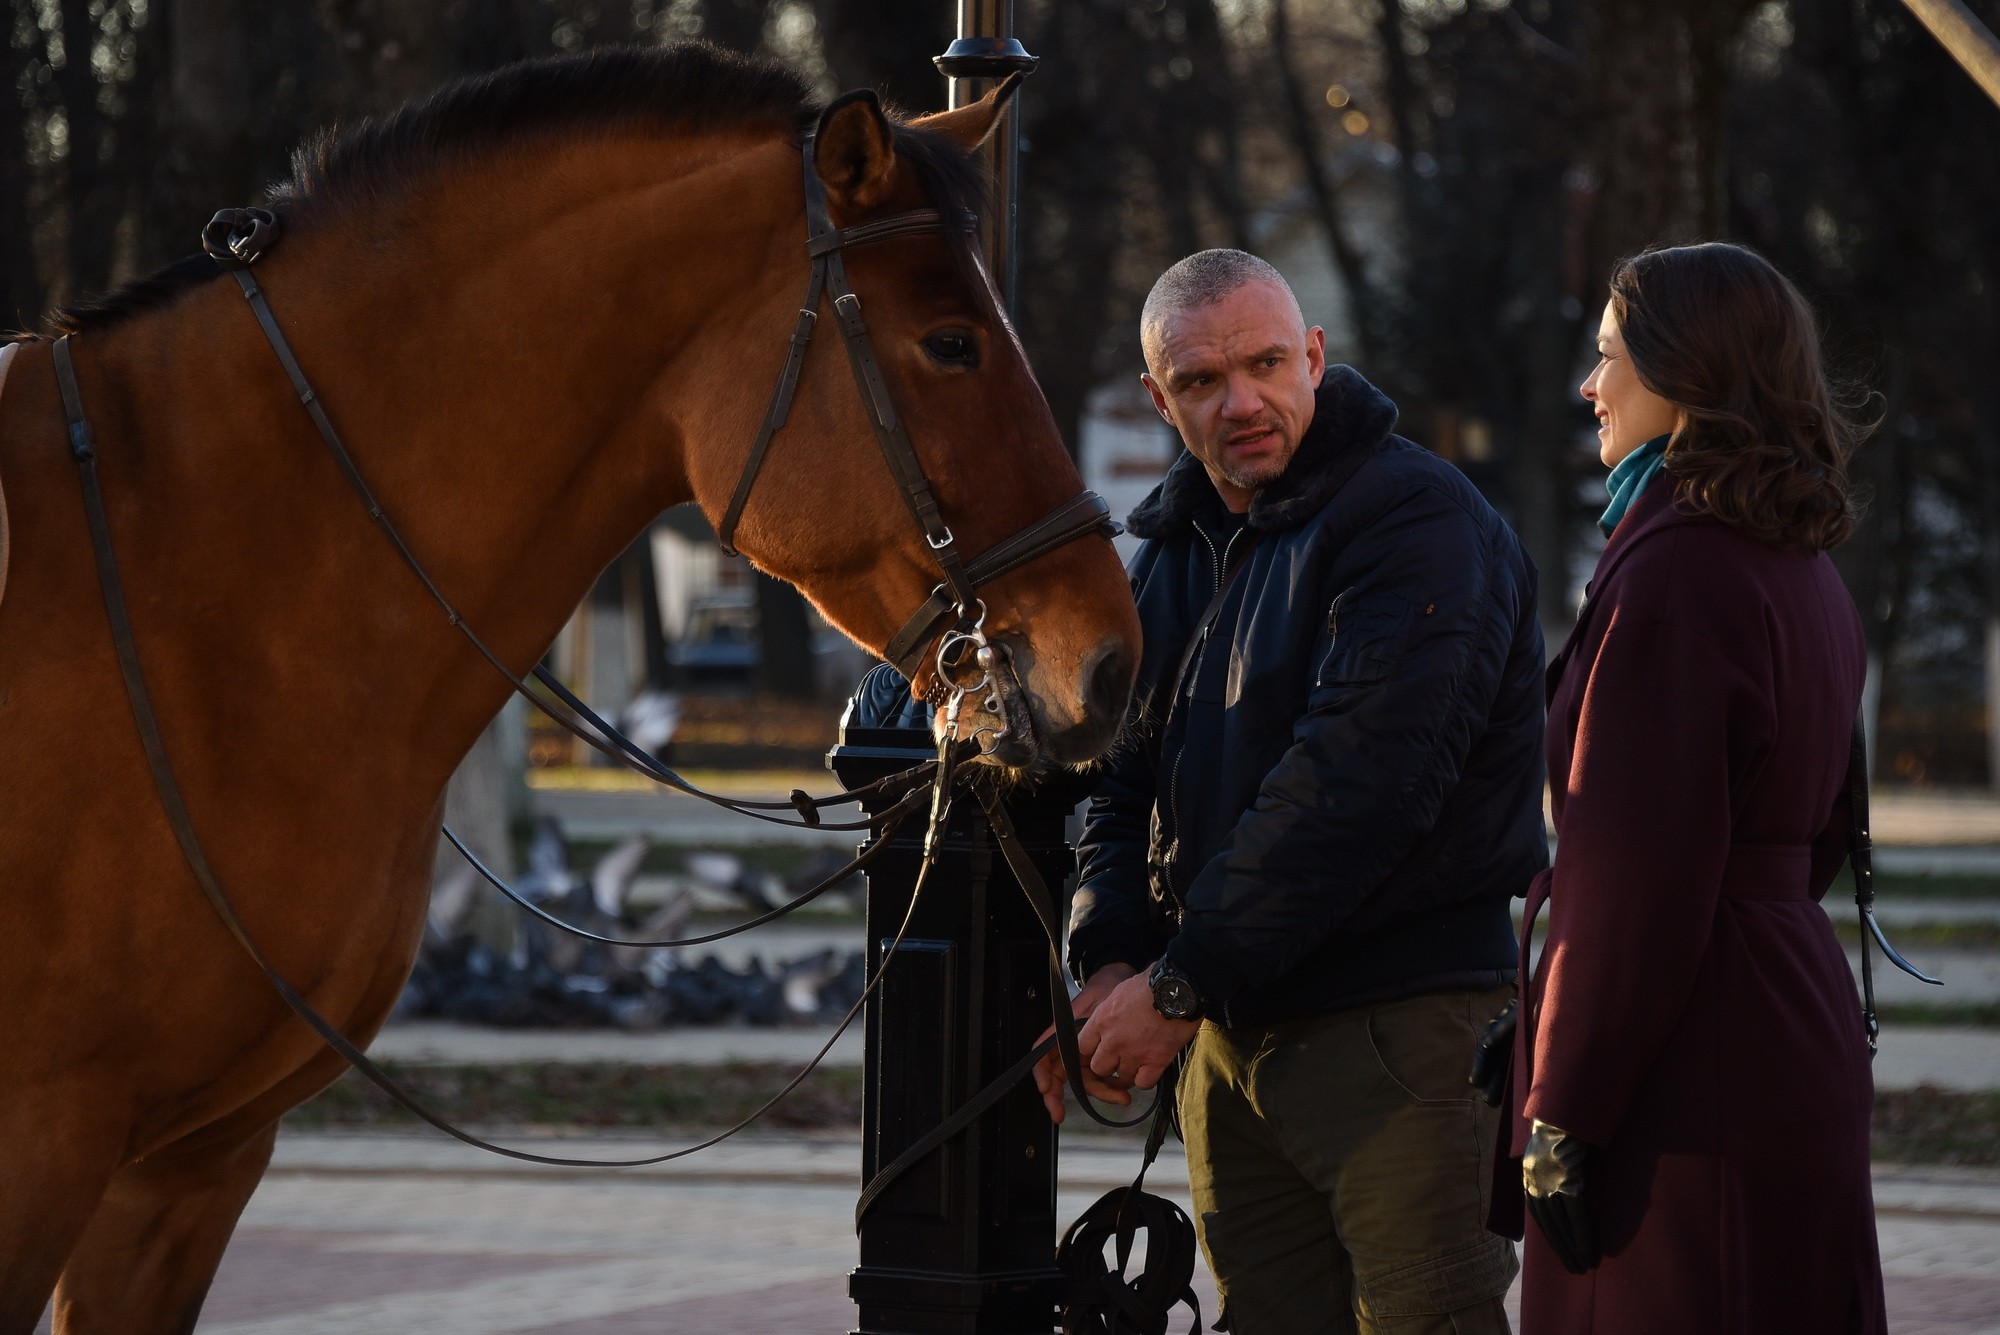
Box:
[1492,241,1887,1332]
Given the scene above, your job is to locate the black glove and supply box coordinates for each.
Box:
[1523,1118,1599,1274]
[1467,997,1516,1108]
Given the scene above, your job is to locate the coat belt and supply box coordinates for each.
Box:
[1718,843,1814,900]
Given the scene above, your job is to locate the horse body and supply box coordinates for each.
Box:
[0,47,1138,1331]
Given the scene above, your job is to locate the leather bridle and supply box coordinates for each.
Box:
[171,136,1116,825]
[715,131,1119,702]
[44,131,1150,1174]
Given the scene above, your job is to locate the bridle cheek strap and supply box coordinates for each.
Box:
[715,133,1118,694]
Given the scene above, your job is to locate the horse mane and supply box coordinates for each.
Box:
[39,42,985,338]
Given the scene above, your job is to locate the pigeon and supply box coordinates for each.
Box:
[591,834,650,919]
[427,862,482,943]
[780,948,842,1021]
[735,958,787,1027]
[617,688,682,758]
[518,816,581,905]
[787,847,864,910]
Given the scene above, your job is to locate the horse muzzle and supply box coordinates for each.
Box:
[953,633,1134,770]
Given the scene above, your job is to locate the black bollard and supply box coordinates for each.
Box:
[831,711,1086,1335]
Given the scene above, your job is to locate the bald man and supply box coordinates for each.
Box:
[1044,251,1546,1334]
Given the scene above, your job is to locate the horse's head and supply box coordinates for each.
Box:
[697,82,1139,768]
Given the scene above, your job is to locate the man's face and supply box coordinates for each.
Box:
[1141,280,1326,511]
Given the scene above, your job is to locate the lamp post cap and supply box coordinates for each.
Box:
[934,37,1040,78]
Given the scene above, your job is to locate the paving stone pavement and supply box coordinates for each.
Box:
[33,1136,2000,1333]
[368,1018,2000,1091]
[529,778,2000,858]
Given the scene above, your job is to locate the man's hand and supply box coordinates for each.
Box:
[1033,964,1139,1124]
[1075,970,1202,1103]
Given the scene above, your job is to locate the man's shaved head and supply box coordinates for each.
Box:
[1137,250,1325,512]
[1141,249,1304,373]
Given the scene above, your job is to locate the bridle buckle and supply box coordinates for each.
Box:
[201,208,280,271]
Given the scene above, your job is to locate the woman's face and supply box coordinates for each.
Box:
[1581,301,1682,467]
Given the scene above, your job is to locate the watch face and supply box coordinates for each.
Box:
[1155,975,1199,1019]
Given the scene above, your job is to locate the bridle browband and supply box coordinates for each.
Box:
[716,130,1119,698]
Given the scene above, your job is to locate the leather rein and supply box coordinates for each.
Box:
[50,137,1144,1171]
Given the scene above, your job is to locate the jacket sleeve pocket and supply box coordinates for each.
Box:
[1315,591,1416,687]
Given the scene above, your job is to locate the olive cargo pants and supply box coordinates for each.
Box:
[1179,987,1518,1334]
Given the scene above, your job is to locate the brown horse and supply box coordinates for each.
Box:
[0,45,1139,1332]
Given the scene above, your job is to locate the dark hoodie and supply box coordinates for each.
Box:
[1069,366,1547,1026]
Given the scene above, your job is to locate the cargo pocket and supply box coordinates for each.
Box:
[1353,1236,1519,1328]
[1197,1205,1338,1333]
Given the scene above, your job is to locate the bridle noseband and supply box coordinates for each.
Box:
[716,131,1119,710]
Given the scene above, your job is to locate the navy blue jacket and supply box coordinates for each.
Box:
[1069,367,1547,1027]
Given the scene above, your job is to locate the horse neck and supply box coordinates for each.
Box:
[90,129,804,785]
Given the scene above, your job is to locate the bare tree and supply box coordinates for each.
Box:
[54,0,113,295]
[1015,0,1256,455]
[815,0,951,109]
[754,570,817,698]
[1271,0,1375,365]
[1,0,41,328]
[1577,0,1757,271]
[137,0,252,266]
[701,0,772,53]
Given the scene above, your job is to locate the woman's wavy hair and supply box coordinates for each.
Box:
[1610,242,1867,552]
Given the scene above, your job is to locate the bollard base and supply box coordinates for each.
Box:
[834,716,1082,1335]
[850,1264,1064,1335]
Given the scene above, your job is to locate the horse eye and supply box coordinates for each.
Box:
[922,330,979,367]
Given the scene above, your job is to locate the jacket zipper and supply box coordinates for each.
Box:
[1164,520,1246,899]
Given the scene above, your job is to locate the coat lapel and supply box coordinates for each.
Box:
[1545,473,1706,693]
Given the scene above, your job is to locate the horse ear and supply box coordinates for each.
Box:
[908,73,1026,151]
[814,90,899,214]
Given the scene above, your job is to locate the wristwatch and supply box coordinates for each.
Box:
[1148,959,1206,1021]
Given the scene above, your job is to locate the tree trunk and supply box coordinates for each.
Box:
[1016,2,1126,459]
[633,527,674,690]
[0,0,43,330]
[754,570,817,699]
[1832,359,1916,780]
[443,0,552,76]
[701,0,770,53]
[1514,215,1585,651]
[56,0,114,298]
[101,0,167,286]
[816,0,952,111]
[585,558,638,735]
[1375,0,1425,217]
[429,704,528,950]
[1975,353,2000,789]
[141,0,253,266]
[1271,0,1376,366]
[1186,0,1251,251]
[1579,0,1702,270]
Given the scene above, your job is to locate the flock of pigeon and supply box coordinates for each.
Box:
[395,817,869,1030]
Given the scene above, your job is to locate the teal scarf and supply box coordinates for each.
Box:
[1599,434,1671,538]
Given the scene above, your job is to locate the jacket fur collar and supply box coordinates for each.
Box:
[1124,365,1400,540]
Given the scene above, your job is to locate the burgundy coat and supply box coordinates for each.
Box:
[1493,477,1886,1333]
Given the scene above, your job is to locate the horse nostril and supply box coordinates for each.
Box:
[1082,638,1136,726]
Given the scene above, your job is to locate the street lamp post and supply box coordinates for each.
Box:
[833,12,1064,1332]
[934,1,1038,314]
